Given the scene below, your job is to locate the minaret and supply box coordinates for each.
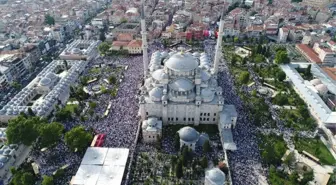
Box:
[141,0,149,77]
[213,11,225,74]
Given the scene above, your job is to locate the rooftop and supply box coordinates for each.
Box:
[296,44,322,64]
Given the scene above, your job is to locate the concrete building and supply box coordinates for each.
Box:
[139,11,237,150]
[59,40,101,61]
[278,27,289,43]
[142,117,162,142]
[303,0,333,8]
[0,60,87,122]
[296,44,336,66]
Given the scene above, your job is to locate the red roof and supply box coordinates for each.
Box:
[112,41,129,47]
[127,40,142,47]
[296,44,322,64]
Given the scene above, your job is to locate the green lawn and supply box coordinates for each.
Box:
[89,68,101,74]
[64,104,79,113]
[295,138,336,165]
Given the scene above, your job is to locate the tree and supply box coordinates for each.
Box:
[38,122,64,148]
[65,126,93,152]
[89,101,97,109]
[238,71,250,84]
[283,151,296,168]
[273,94,288,106]
[175,159,183,178]
[231,55,237,66]
[203,140,211,153]
[11,81,22,90]
[108,75,117,84]
[21,172,34,185]
[254,54,265,63]
[55,108,72,122]
[98,42,110,56]
[200,156,208,169]
[305,64,312,78]
[27,107,35,117]
[99,30,106,42]
[233,37,239,43]
[275,50,289,64]
[6,116,40,145]
[44,14,55,25]
[120,18,128,23]
[181,146,189,166]
[42,175,54,185]
[277,71,286,81]
[63,60,69,70]
[174,134,180,151]
[300,171,314,185]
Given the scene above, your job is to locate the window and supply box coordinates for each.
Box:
[148,136,151,138]
[192,118,194,121]
[168,118,170,121]
[188,118,190,121]
[203,118,206,121]
[184,118,186,121]
[213,118,215,121]
[200,113,203,116]
[176,117,178,121]
[160,117,162,120]
[207,118,209,121]
[208,113,210,116]
[214,113,216,116]
[146,112,148,115]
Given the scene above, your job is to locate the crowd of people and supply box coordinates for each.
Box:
[204,41,269,185]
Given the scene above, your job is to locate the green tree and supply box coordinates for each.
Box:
[21,172,34,185]
[11,81,22,90]
[273,94,288,106]
[300,171,314,185]
[55,108,72,122]
[89,101,97,109]
[42,175,54,185]
[175,159,183,178]
[200,156,208,169]
[277,71,286,81]
[65,126,93,152]
[254,54,265,63]
[231,55,237,66]
[203,140,211,153]
[27,107,35,117]
[174,134,180,151]
[275,50,289,64]
[39,122,64,148]
[238,71,250,84]
[305,64,312,78]
[6,116,40,145]
[108,75,117,84]
[98,42,110,56]
[99,29,106,42]
[44,14,55,25]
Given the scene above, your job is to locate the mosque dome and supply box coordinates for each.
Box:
[147,118,157,127]
[315,84,328,95]
[152,69,166,81]
[39,77,52,87]
[206,168,226,184]
[178,126,199,142]
[165,53,198,72]
[46,72,57,79]
[149,87,163,101]
[71,48,82,54]
[201,88,215,102]
[201,70,211,81]
[310,79,322,86]
[0,156,8,163]
[161,51,168,58]
[169,78,194,92]
[197,133,209,146]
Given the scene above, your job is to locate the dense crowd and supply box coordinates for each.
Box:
[204,40,268,185]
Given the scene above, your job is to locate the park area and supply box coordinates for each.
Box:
[131,124,227,185]
[294,138,336,165]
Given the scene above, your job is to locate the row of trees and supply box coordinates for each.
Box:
[6,115,92,152]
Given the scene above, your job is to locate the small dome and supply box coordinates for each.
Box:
[197,133,209,146]
[161,51,168,58]
[147,118,157,127]
[310,79,322,86]
[206,168,226,184]
[178,126,199,142]
[201,70,211,81]
[169,78,194,92]
[315,84,328,95]
[71,48,82,54]
[0,156,8,163]
[39,77,52,86]
[152,69,165,81]
[165,52,198,72]
[149,87,163,102]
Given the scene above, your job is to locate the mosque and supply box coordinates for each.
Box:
[138,2,238,150]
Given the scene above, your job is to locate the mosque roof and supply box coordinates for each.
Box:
[152,69,166,81]
[39,77,52,86]
[165,52,198,72]
[315,84,328,94]
[149,87,163,101]
[178,126,199,142]
[205,168,226,185]
[310,79,322,86]
[169,78,194,92]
